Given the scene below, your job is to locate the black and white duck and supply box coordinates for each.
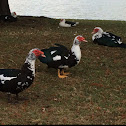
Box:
[0,48,45,102]
[38,35,87,78]
[92,27,126,48]
[59,19,79,27]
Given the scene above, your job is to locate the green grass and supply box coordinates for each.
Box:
[0,16,126,125]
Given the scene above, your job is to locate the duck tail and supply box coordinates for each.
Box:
[119,43,126,48]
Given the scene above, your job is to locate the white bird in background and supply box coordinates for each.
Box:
[11,12,17,18]
[59,19,79,27]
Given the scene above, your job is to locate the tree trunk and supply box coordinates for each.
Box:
[0,0,11,15]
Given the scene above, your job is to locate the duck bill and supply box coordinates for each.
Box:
[41,54,46,57]
[40,51,46,57]
[91,30,95,34]
[83,39,88,42]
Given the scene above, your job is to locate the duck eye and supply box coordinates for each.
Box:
[34,50,38,53]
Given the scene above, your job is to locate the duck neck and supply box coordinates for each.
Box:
[71,44,81,63]
[92,32,103,40]
[24,58,36,77]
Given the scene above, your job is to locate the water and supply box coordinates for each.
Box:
[9,0,126,21]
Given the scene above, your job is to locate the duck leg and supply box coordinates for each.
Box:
[15,94,19,101]
[61,69,70,76]
[7,93,18,103]
[15,94,28,101]
[13,94,19,103]
[58,69,68,78]
[7,92,11,103]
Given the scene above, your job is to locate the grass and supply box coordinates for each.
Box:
[0,16,126,125]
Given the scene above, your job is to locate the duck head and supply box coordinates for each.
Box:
[60,19,65,22]
[92,27,104,34]
[27,48,45,60]
[73,35,88,45]
[11,12,17,18]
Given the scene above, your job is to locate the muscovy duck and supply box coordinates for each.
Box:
[38,35,87,78]
[92,27,126,48]
[0,48,45,102]
[59,19,79,27]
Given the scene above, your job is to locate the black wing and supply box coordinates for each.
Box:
[54,43,69,56]
[0,69,21,86]
[105,32,121,41]
[0,69,21,77]
[65,20,76,25]
[39,43,70,64]
[47,51,78,69]
[94,32,122,47]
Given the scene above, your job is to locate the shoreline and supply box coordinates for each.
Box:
[17,15,126,22]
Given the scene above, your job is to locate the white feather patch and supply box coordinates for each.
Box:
[0,74,17,84]
[59,65,68,68]
[27,76,33,80]
[64,56,68,59]
[51,50,57,55]
[18,82,22,85]
[53,55,61,61]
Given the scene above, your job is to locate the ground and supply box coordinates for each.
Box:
[0,16,126,125]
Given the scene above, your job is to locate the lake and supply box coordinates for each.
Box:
[9,0,126,21]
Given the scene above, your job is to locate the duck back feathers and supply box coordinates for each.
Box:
[47,51,78,69]
[38,43,69,64]
[38,43,78,69]
[93,32,122,47]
